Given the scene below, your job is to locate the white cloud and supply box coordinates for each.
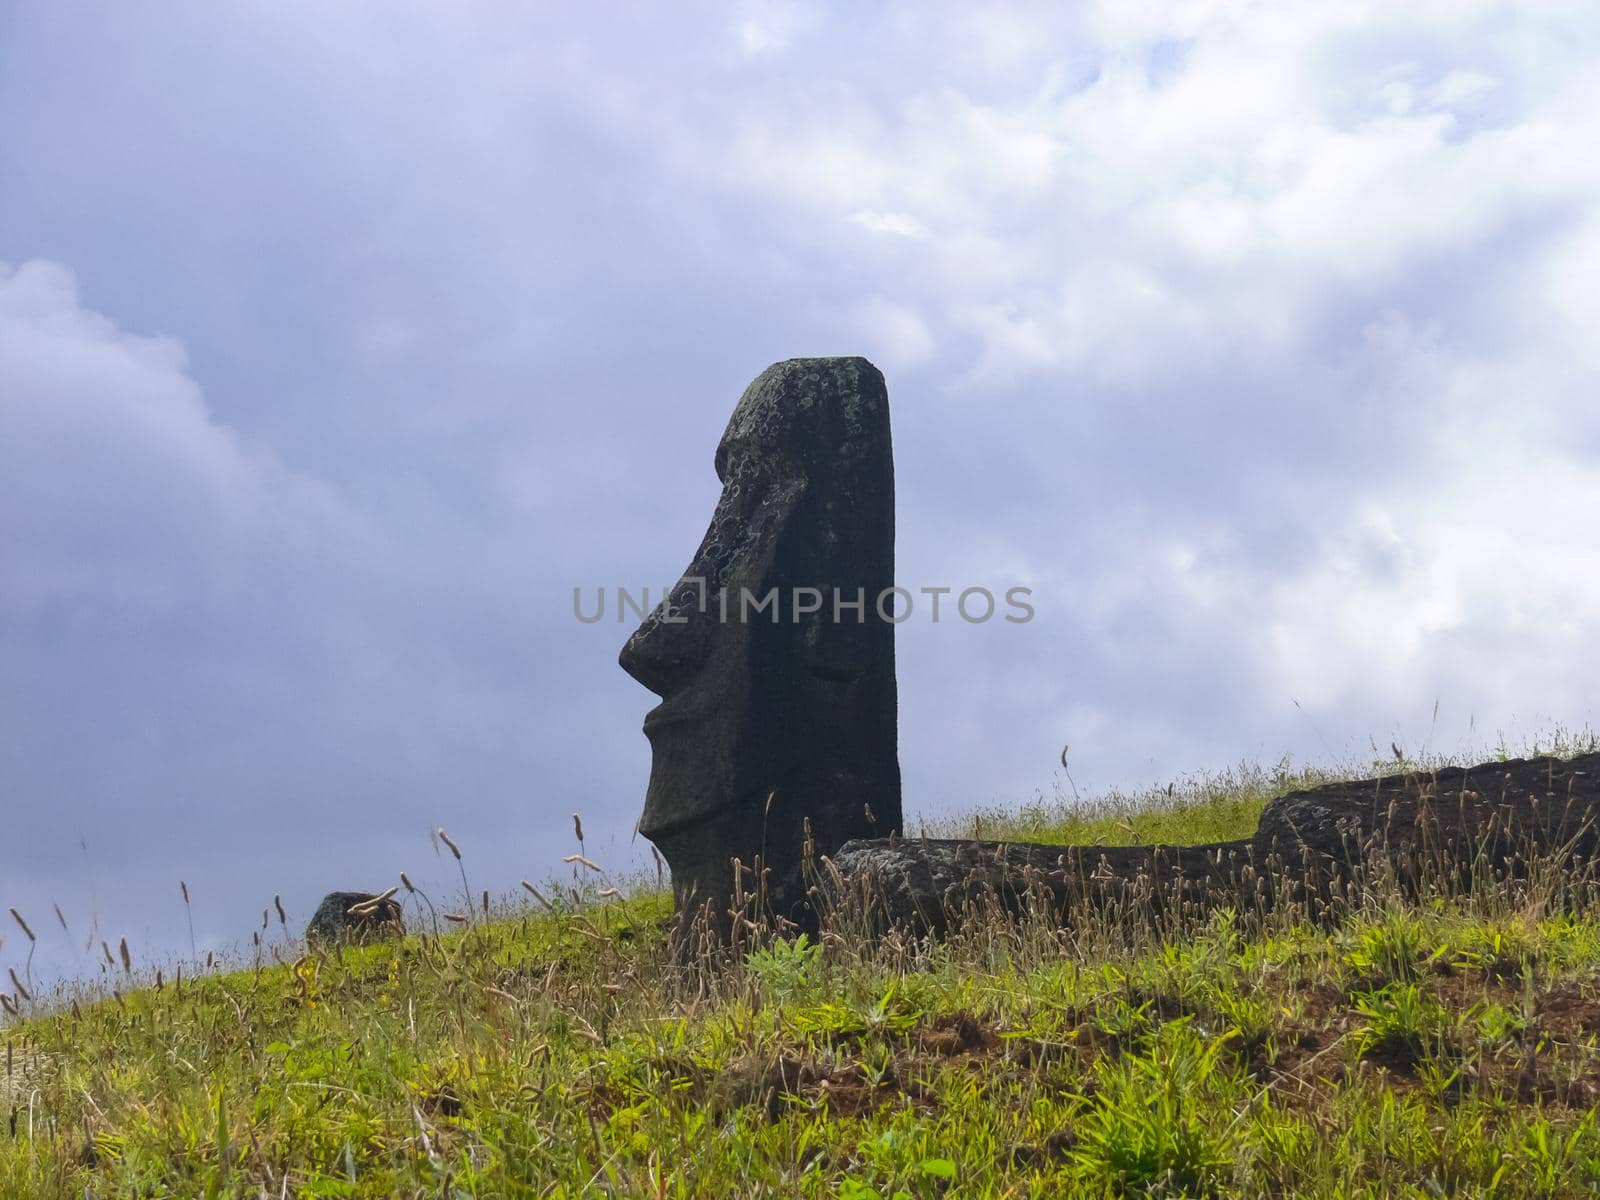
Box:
[682,2,1600,395]
[0,259,342,620]
[732,0,814,56]
[849,210,930,240]
[1430,68,1498,109]
[852,296,935,371]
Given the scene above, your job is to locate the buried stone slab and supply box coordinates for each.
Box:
[825,836,1254,936]
[1249,752,1600,865]
[828,752,1600,933]
[304,890,405,944]
[619,357,902,924]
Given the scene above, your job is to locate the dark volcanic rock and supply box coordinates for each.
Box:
[1253,753,1600,868]
[830,753,1600,932]
[619,358,902,923]
[826,836,1255,935]
[305,891,405,944]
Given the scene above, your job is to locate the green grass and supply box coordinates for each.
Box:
[6,746,1600,1197]
[923,757,1328,848]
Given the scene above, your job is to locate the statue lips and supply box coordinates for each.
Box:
[641,699,704,734]
[622,611,715,738]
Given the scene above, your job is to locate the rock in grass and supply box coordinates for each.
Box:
[829,752,1600,932]
[304,891,404,944]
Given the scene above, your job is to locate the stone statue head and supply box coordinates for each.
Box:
[619,357,902,921]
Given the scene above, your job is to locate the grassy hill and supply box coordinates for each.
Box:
[6,747,1600,1197]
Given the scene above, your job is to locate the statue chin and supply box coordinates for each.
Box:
[619,357,902,925]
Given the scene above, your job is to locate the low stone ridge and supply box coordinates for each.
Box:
[828,753,1600,932]
[304,891,405,944]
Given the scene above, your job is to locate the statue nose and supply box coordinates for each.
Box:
[616,630,666,694]
[618,603,710,697]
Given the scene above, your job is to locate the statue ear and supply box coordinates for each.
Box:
[801,603,869,683]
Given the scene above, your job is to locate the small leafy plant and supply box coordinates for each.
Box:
[745,933,821,999]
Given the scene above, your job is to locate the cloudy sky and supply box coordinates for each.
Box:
[3,1,1598,982]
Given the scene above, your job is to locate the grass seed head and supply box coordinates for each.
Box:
[348,889,394,916]
[8,909,34,942]
[437,827,462,860]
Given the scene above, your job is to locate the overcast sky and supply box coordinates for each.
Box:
[4,1,1598,984]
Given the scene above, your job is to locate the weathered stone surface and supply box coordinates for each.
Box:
[830,753,1600,932]
[304,891,405,944]
[620,357,902,923]
[826,836,1253,935]
[1253,753,1600,868]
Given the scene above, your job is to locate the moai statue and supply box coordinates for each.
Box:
[619,357,902,925]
